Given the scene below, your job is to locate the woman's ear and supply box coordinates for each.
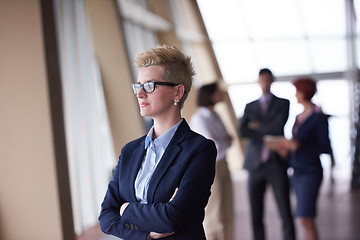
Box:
[175,84,185,100]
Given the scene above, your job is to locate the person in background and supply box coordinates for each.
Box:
[190,82,234,240]
[238,68,296,240]
[277,77,332,240]
[98,45,217,240]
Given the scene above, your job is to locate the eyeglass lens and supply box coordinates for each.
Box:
[132,82,155,94]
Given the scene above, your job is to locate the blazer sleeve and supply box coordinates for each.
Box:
[98,152,149,240]
[317,115,332,154]
[238,103,260,139]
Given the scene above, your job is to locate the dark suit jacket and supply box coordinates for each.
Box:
[239,94,290,170]
[99,120,217,240]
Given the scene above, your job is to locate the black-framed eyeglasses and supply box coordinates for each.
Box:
[131,81,180,95]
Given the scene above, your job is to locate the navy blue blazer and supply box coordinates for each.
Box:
[99,120,217,240]
[239,94,290,170]
[291,112,332,172]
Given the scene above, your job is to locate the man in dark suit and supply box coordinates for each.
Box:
[238,68,296,240]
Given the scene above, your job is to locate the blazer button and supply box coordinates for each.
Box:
[130,224,135,230]
[125,223,130,229]
[134,225,139,231]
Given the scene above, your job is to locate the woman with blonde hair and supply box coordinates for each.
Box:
[99,45,217,240]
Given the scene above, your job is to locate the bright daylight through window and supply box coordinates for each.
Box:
[197,0,359,178]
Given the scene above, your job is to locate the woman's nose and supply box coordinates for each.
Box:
[136,87,146,98]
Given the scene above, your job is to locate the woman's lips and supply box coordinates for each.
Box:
[140,102,149,108]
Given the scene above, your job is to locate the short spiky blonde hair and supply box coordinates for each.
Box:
[134,45,195,108]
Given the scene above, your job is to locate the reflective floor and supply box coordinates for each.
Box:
[78,166,360,240]
[233,168,360,240]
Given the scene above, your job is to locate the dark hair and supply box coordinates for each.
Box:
[259,68,273,76]
[293,77,317,101]
[197,82,218,107]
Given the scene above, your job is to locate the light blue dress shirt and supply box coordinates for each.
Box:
[134,119,183,203]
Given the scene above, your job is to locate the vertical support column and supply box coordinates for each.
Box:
[345,0,360,189]
[40,0,75,238]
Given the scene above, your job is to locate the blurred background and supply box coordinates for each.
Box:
[0,0,359,239]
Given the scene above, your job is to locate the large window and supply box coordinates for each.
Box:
[116,0,172,130]
[197,0,356,81]
[197,0,359,178]
[54,0,116,234]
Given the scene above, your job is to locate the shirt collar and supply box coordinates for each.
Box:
[260,93,272,103]
[145,128,154,149]
[145,119,183,150]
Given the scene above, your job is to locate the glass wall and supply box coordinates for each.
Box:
[197,0,359,179]
[197,0,351,81]
[54,0,116,234]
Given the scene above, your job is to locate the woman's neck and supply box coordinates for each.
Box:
[298,101,314,123]
[302,101,314,113]
[152,114,182,139]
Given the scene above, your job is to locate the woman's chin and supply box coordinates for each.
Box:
[140,110,150,117]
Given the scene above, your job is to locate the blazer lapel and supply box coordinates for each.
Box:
[261,94,276,115]
[146,120,189,203]
[256,100,263,114]
[267,94,275,111]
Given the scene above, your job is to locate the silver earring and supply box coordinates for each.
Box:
[174,99,179,106]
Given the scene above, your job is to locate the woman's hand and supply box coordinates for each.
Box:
[169,187,178,201]
[119,202,129,216]
[275,142,289,158]
[275,139,299,157]
[286,139,300,151]
[148,231,175,239]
